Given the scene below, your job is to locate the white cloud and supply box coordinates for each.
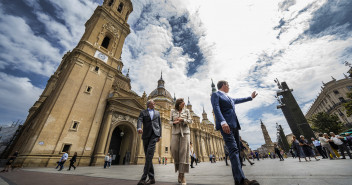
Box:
[0,12,61,76]
[0,73,43,124]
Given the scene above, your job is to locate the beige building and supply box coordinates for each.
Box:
[10,0,224,167]
[305,76,352,127]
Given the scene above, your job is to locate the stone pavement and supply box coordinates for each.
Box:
[0,157,351,185]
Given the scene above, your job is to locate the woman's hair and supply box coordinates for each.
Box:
[74,152,77,155]
[175,98,184,111]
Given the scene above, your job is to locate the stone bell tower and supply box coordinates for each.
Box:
[10,0,134,167]
[260,120,275,154]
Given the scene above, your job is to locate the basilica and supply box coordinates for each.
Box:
[9,0,224,167]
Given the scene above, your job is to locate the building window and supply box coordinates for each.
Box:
[333,90,339,94]
[117,2,123,13]
[61,144,71,153]
[347,86,352,91]
[165,147,168,153]
[108,0,114,6]
[70,121,79,131]
[101,36,110,49]
[339,97,346,103]
[94,66,100,72]
[85,86,92,93]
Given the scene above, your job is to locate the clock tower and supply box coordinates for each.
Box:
[10,0,139,167]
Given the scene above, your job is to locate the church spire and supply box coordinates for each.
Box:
[187,97,192,110]
[202,106,208,120]
[211,79,216,93]
[126,68,130,78]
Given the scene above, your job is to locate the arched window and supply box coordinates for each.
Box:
[101,36,110,49]
[117,2,124,13]
[108,0,114,6]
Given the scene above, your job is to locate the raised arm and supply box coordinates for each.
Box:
[232,97,253,104]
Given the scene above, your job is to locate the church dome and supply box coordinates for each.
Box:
[148,88,173,100]
[148,72,173,101]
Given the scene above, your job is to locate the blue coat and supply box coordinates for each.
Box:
[211,91,252,131]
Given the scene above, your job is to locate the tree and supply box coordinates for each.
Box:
[308,112,345,134]
[343,91,352,117]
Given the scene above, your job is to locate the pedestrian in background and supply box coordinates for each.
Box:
[58,152,68,171]
[108,154,112,168]
[311,137,328,159]
[292,135,307,162]
[330,132,352,159]
[68,152,77,170]
[104,153,109,169]
[224,145,229,166]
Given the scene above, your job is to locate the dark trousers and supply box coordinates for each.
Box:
[338,143,352,159]
[68,161,76,170]
[225,154,229,165]
[141,133,158,181]
[316,146,328,158]
[190,156,195,167]
[104,161,108,168]
[58,160,66,170]
[221,128,245,183]
[276,152,284,160]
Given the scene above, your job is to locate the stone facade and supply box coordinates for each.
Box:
[305,76,352,127]
[10,0,224,167]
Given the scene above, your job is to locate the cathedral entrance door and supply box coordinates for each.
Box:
[108,124,134,165]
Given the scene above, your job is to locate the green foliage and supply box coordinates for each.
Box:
[309,112,345,134]
[343,92,352,117]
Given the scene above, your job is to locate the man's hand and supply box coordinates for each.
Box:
[138,129,143,134]
[222,123,230,134]
[251,91,258,99]
[173,120,180,124]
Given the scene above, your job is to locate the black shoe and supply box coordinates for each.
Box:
[341,157,346,159]
[226,164,229,166]
[146,178,155,185]
[250,163,254,165]
[240,179,260,185]
[137,180,146,185]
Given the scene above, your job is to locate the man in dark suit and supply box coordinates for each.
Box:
[211,80,259,185]
[137,100,162,185]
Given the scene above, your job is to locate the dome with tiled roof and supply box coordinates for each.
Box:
[148,72,173,101]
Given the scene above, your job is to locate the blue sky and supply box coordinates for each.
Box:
[0,0,352,149]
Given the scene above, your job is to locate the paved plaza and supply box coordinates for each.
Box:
[0,157,351,185]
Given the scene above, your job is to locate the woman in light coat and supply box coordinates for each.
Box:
[170,98,192,185]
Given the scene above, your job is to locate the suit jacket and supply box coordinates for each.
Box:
[137,109,162,140]
[211,91,252,131]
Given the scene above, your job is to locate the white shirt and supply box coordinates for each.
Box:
[148,108,154,120]
[60,153,68,162]
[313,140,321,147]
[318,137,329,145]
[104,155,110,162]
[331,135,343,145]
